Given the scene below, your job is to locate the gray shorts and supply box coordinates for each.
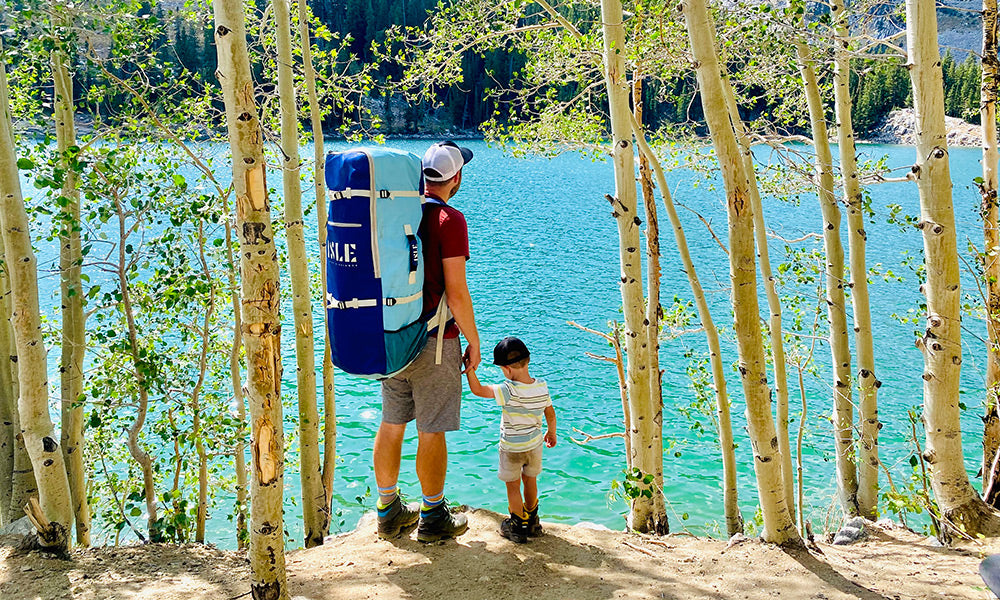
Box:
[381,336,462,433]
[498,446,543,482]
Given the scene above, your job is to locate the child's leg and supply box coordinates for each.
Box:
[505,480,524,516]
[522,474,538,512]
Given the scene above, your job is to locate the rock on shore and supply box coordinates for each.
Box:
[867,107,983,147]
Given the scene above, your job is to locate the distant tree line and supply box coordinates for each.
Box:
[9,0,987,138]
[851,52,983,134]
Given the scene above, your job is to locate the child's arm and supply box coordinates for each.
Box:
[543,405,557,447]
[465,367,495,399]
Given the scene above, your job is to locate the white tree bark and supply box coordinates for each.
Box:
[0,44,73,552]
[213,0,289,595]
[51,38,90,546]
[272,0,323,549]
[599,0,667,534]
[223,194,249,549]
[297,0,336,537]
[6,327,33,523]
[680,0,798,545]
[192,222,216,543]
[907,0,1000,535]
[721,78,796,520]
[980,0,1000,506]
[631,116,743,537]
[634,80,665,486]
[830,0,878,518]
[0,247,13,527]
[791,37,859,519]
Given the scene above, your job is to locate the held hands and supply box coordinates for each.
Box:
[462,343,481,374]
[544,429,557,448]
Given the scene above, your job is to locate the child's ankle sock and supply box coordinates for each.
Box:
[376,484,399,511]
[525,500,538,513]
[421,490,445,514]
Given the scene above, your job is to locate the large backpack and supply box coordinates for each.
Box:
[325,147,440,379]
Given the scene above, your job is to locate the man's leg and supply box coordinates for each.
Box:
[416,430,447,502]
[374,421,407,503]
[373,421,419,539]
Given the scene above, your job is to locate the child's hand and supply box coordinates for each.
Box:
[544,429,557,448]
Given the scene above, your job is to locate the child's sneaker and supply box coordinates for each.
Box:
[500,512,529,544]
[525,504,543,537]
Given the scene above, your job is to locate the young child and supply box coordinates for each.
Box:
[466,337,556,543]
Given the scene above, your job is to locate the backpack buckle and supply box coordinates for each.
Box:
[378,189,391,198]
[385,297,397,307]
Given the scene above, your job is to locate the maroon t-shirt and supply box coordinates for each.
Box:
[420,196,469,339]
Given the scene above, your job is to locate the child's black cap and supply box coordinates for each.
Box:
[493,337,530,367]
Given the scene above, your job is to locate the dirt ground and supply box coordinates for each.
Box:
[2,508,999,600]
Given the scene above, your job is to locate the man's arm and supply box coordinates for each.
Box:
[464,368,495,399]
[442,255,480,372]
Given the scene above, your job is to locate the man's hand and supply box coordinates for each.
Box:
[544,429,557,448]
[462,343,481,374]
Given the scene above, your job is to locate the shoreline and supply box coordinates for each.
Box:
[16,109,984,148]
[2,508,996,600]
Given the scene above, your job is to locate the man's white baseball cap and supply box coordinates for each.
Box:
[422,141,474,182]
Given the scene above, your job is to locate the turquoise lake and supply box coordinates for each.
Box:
[28,139,999,548]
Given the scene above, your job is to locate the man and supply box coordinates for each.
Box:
[373,141,481,542]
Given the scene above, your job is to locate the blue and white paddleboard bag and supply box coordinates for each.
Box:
[325,148,446,379]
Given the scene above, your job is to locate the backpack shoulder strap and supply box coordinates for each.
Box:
[425,293,451,365]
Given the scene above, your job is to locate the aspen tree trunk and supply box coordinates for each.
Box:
[831,0,879,518]
[0,252,13,526]
[223,197,249,549]
[297,0,336,533]
[0,46,73,552]
[214,0,288,595]
[980,0,1000,506]
[793,40,859,519]
[631,116,743,537]
[721,79,796,520]
[681,0,799,545]
[114,196,161,544]
[634,79,664,453]
[599,0,667,534]
[192,222,216,543]
[51,39,90,546]
[906,0,1000,535]
[273,0,323,549]
[0,250,13,526]
[8,332,35,523]
[7,324,34,522]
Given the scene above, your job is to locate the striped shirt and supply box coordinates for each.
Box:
[492,378,552,452]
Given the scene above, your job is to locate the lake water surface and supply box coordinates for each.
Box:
[31,139,997,548]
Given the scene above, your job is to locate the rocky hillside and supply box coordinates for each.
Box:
[866,108,984,146]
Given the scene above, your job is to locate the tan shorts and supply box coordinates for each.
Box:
[498,446,543,482]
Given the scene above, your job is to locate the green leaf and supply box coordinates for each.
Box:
[909,455,918,467]
[16,158,33,170]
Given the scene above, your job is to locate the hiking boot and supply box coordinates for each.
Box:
[416,500,468,543]
[500,512,529,544]
[377,495,420,539]
[525,504,543,537]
